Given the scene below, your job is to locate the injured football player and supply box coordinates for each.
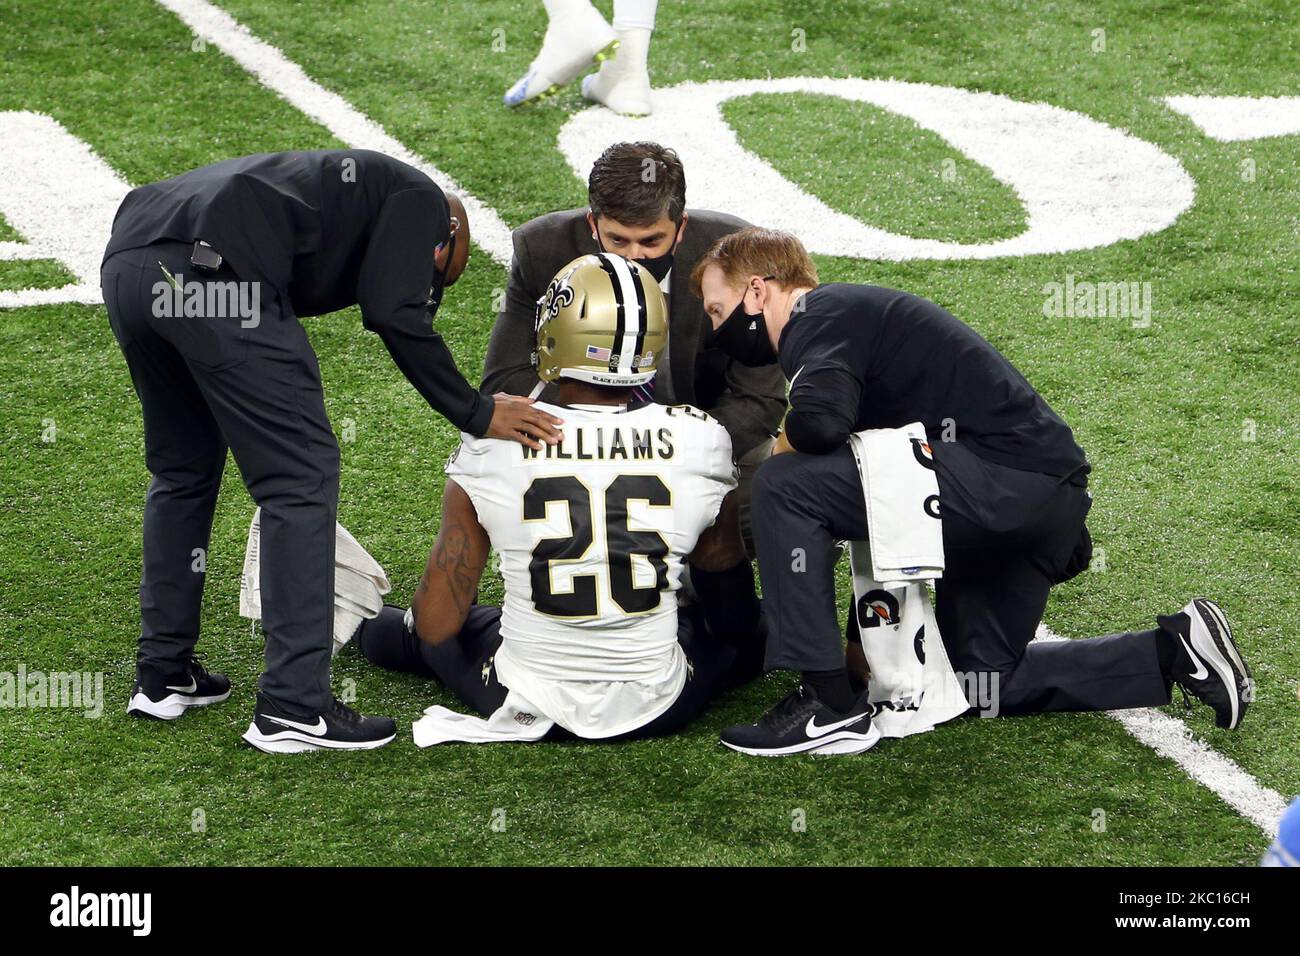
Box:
[356,253,764,743]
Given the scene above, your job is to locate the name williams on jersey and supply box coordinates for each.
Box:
[520,425,676,462]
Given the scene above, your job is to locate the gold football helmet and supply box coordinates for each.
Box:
[532,253,668,387]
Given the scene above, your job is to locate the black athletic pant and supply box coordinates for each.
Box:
[357,604,764,740]
[102,241,337,716]
[751,442,1173,715]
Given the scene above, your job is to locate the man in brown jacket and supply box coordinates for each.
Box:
[482,142,786,545]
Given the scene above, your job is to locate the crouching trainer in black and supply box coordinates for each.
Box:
[690,228,1252,756]
[357,253,765,743]
[103,149,563,752]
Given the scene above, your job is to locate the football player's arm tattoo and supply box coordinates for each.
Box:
[411,479,491,646]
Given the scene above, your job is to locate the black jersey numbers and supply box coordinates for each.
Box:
[606,475,671,613]
[523,476,598,617]
[665,404,710,422]
[524,474,671,618]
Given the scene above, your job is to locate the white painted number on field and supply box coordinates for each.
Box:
[558,78,1197,261]
[1163,95,1300,142]
[0,112,130,308]
[0,0,1284,305]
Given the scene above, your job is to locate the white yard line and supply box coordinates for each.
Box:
[153,0,515,267]
[1035,624,1288,837]
[153,0,1289,841]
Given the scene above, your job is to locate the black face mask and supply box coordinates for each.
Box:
[426,266,447,316]
[712,292,778,367]
[634,244,675,284]
[594,223,677,284]
[427,219,460,316]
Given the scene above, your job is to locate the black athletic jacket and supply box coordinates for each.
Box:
[103,149,493,436]
[780,283,1089,478]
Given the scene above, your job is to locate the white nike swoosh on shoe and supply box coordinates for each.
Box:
[165,680,197,693]
[1199,599,1248,681]
[1178,634,1210,680]
[805,711,869,738]
[265,714,328,736]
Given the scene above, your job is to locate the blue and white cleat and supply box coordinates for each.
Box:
[504,4,618,107]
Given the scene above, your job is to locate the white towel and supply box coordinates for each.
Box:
[238,508,391,656]
[848,544,969,738]
[412,691,555,746]
[849,422,944,585]
[846,424,965,738]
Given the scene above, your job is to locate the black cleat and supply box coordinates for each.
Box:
[242,693,397,753]
[720,684,881,756]
[1161,598,1252,730]
[127,655,231,720]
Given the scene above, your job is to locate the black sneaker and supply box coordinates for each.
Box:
[1161,598,1252,730]
[127,656,231,720]
[720,685,881,756]
[242,693,397,753]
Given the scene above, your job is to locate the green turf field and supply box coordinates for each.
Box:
[0,0,1295,865]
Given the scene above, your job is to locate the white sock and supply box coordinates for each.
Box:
[608,26,651,74]
[612,0,657,31]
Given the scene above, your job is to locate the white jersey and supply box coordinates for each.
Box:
[446,400,736,738]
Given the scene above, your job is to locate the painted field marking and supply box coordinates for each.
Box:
[154,0,515,267]
[0,112,130,308]
[559,78,1197,261]
[1164,95,1300,142]
[1036,624,1288,838]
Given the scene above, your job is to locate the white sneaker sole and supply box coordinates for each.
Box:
[722,723,882,757]
[1188,598,1250,730]
[127,689,231,721]
[241,724,397,754]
